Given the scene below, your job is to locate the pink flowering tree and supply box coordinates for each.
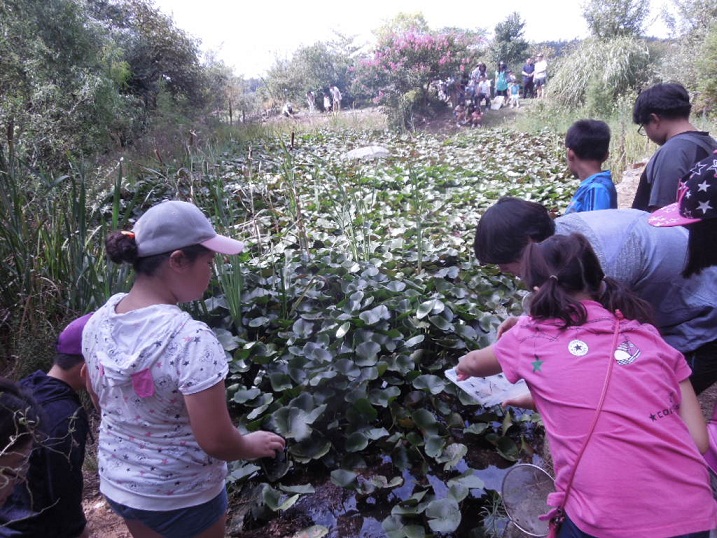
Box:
[352,26,486,127]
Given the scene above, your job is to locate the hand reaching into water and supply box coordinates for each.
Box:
[241,431,286,459]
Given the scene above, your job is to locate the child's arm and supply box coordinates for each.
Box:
[455,345,503,380]
[678,379,709,453]
[185,382,286,461]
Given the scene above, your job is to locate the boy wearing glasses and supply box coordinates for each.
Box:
[632,82,717,212]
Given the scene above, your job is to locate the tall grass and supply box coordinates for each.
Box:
[0,160,136,372]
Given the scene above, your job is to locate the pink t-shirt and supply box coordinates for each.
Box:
[494,301,717,537]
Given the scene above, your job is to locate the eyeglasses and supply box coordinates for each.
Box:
[637,117,653,136]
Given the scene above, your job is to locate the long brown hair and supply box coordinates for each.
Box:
[522,233,654,327]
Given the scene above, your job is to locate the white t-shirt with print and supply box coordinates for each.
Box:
[83,293,230,510]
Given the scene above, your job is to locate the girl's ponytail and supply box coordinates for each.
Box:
[599,277,654,325]
[522,239,591,327]
[522,233,655,327]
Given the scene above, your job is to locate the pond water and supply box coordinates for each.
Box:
[234,444,548,538]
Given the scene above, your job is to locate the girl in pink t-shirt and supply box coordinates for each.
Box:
[457,233,717,538]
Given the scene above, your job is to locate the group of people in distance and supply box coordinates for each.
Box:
[458,81,717,537]
[1,80,716,538]
[284,86,343,119]
[303,85,342,115]
[449,55,548,127]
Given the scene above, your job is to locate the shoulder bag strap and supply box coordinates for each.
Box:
[559,310,624,508]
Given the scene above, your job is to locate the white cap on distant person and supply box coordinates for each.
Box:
[133,200,245,256]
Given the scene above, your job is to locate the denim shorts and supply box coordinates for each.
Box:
[106,488,228,538]
[559,514,711,538]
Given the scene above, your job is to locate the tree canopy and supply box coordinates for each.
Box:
[582,0,650,38]
[490,12,530,70]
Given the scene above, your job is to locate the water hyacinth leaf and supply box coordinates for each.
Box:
[227,461,260,481]
[359,365,380,382]
[424,434,445,458]
[448,483,469,502]
[447,472,485,491]
[359,304,390,325]
[403,334,425,348]
[268,373,294,392]
[232,387,261,404]
[425,497,461,533]
[454,323,479,341]
[381,515,404,538]
[369,386,401,407]
[291,437,332,463]
[260,483,300,512]
[305,404,327,424]
[412,374,445,395]
[347,398,378,422]
[330,469,358,488]
[245,393,273,414]
[496,436,520,461]
[335,358,362,378]
[502,409,516,435]
[406,431,423,447]
[357,474,402,495]
[412,409,439,433]
[403,526,426,538]
[386,281,406,292]
[289,525,329,538]
[293,318,315,338]
[280,484,316,494]
[309,370,338,386]
[402,490,428,507]
[303,341,333,362]
[428,315,453,331]
[355,341,381,362]
[366,427,390,440]
[392,499,430,516]
[416,299,437,319]
[214,328,241,351]
[272,407,312,441]
[248,316,271,328]
[336,322,351,338]
[436,443,467,470]
[345,431,369,452]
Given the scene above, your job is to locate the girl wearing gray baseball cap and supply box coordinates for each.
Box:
[82,200,285,537]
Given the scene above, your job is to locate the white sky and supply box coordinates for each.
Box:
[151,0,671,78]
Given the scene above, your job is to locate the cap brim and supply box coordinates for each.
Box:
[648,202,702,227]
[201,235,245,255]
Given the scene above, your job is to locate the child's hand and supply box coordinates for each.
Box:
[242,431,286,459]
[502,392,535,410]
[455,368,471,381]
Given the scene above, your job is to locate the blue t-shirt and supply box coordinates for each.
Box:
[565,170,617,214]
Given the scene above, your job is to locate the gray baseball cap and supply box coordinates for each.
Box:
[134,200,245,257]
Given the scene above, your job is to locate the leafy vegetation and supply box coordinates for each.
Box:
[1,122,575,534]
[191,127,570,535]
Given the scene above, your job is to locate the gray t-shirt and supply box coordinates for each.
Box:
[555,209,717,353]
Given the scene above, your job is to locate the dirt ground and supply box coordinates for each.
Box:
[80,108,717,537]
